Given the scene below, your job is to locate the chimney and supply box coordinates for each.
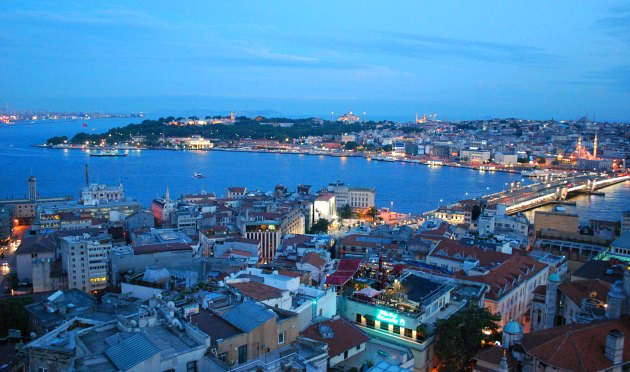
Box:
[605,329,624,366]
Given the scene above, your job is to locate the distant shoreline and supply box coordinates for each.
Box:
[32,143,526,175]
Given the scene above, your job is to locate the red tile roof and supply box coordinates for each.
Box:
[558,279,611,305]
[301,318,370,357]
[229,281,284,301]
[431,240,511,266]
[519,319,630,372]
[455,255,548,301]
[300,252,327,269]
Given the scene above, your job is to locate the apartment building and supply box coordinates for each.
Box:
[60,231,112,292]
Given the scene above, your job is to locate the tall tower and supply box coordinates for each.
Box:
[545,272,561,329]
[28,175,37,202]
[593,132,598,159]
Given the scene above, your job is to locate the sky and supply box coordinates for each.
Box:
[1,1,630,121]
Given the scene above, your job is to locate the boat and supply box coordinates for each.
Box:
[90,149,127,157]
[427,160,443,167]
[479,165,496,172]
[193,172,204,178]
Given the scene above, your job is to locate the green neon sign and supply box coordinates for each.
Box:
[376,309,405,326]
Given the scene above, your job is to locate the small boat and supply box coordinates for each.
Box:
[90,149,127,157]
[427,160,443,167]
[193,172,204,178]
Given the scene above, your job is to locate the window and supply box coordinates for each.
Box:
[404,328,413,338]
[238,345,248,364]
[219,353,227,362]
[186,361,197,372]
[355,314,362,323]
[278,331,285,344]
[38,368,48,372]
[380,321,389,331]
[393,325,400,334]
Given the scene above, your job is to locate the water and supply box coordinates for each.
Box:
[1,118,628,220]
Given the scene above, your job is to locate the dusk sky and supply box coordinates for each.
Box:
[2,1,630,121]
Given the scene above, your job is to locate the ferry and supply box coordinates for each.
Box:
[427,160,443,167]
[193,172,204,178]
[90,149,127,157]
[479,165,496,172]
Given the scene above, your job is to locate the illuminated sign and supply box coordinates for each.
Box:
[376,309,405,326]
[183,303,199,317]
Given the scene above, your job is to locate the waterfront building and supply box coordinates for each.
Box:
[460,147,492,163]
[59,230,111,292]
[327,182,375,210]
[494,152,519,166]
[227,186,247,199]
[80,182,125,205]
[534,210,579,235]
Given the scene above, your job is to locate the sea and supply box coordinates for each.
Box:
[0,117,628,222]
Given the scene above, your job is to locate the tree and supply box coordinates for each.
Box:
[344,141,359,151]
[368,206,378,222]
[46,136,68,145]
[536,157,546,165]
[517,158,530,164]
[339,204,353,219]
[309,218,330,234]
[434,306,501,372]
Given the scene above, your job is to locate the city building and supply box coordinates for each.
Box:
[534,210,579,235]
[59,231,112,292]
[327,182,375,210]
[301,317,370,368]
[455,255,550,329]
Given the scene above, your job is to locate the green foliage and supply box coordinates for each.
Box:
[48,116,389,146]
[434,306,501,372]
[368,206,378,221]
[339,204,353,219]
[309,218,330,234]
[517,158,530,164]
[381,144,393,152]
[46,136,68,145]
[344,141,359,150]
[536,157,546,165]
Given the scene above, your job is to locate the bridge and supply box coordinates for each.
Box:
[484,174,629,215]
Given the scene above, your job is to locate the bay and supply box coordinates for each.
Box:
[0,118,628,221]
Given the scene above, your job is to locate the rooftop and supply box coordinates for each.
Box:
[301,318,370,358]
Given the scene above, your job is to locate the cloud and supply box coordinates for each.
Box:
[290,31,560,67]
[594,10,630,44]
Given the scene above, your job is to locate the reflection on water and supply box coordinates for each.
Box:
[1,118,629,218]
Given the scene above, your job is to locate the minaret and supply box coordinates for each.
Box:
[165,184,170,201]
[28,175,37,202]
[576,135,583,159]
[593,132,598,159]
